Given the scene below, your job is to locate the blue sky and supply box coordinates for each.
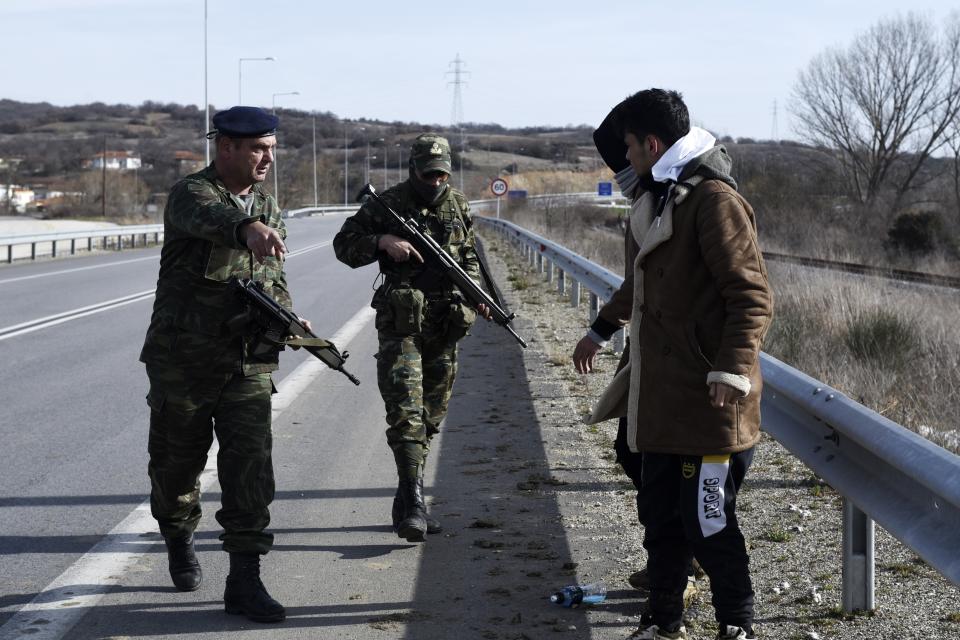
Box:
[1,1,957,140]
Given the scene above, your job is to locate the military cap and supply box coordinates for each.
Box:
[411,133,452,174]
[206,106,279,139]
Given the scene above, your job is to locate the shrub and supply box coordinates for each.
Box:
[885,211,943,255]
[844,309,920,369]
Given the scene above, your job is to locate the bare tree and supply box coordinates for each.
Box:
[947,120,960,223]
[792,13,960,209]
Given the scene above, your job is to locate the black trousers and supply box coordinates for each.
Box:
[614,417,644,500]
[638,448,755,633]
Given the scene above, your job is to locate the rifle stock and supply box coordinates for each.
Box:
[231,278,361,385]
[360,183,527,348]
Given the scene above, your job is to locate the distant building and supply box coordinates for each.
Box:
[174,150,205,175]
[1,184,36,212]
[84,151,142,171]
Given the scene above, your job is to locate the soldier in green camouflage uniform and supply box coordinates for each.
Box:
[333,133,488,543]
[140,106,294,623]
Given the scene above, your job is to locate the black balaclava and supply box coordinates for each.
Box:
[408,158,449,206]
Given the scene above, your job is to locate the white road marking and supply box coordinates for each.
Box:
[0,289,157,341]
[0,255,160,285]
[0,306,376,640]
[0,240,331,341]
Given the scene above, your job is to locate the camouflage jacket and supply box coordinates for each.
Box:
[139,163,291,375]
[332,181,479,303]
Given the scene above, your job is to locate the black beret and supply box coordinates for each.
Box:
[206,106,279,139]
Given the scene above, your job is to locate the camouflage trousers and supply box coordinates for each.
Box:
[376,329,458,481]
[145,364,275,554]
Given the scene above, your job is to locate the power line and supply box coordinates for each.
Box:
[446,53,469,126]
[446,54,470,192]
[771,99,779,142]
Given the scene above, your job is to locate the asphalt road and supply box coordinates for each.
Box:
[0,214,597,640]
[0,215,412,638]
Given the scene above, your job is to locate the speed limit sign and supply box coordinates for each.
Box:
[491,178,508,197]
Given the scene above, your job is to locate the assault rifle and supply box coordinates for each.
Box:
[360,183,527,348]
[230,278,361,385]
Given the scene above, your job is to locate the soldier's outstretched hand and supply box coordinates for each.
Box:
[378,234,423,263]
[242,220,287,263]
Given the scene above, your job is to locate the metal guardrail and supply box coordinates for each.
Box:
[475,215,960,612]
[0,224,164,263]
[284,204,357,218]
[0,204,356,263]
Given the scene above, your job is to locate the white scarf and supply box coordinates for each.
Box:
[651,127,716,183]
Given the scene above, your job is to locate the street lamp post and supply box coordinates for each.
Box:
[203,0,209,165]
[395,143,402,184]
[238,57,275,104]
[312,115,318,207]
[364,141,370,185]
[343,125,349,205]
[378,138,386,189]
[271,91,299,207]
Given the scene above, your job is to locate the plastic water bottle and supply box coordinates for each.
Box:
[549,582,607,607]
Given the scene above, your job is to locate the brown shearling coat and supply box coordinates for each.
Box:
[589,174,772,456]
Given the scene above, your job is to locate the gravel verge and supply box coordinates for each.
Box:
[474,229,960,640]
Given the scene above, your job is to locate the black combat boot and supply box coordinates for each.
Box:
[392,481,442,535]
[164,534,202,592]
[396,478,428,542]
[223,553,286,623]
[418,475,443,534]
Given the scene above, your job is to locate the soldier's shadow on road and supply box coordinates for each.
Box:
[401,318,599,639]
[2,589,430,636]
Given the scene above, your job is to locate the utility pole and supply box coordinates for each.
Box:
[101,136,107,218]
[447,53,469,193]
[771,100,779,142]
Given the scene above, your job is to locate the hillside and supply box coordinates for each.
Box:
[1,98,958,276]
[0,99,602,216]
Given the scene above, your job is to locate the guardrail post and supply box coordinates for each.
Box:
[589,293,599,322]
[88,237,93,252]
[6,245,11,264]
[528,243,535,267]
[117,235,123,251]
[51,240,57,258]
[546,259,554,283]
[31,242,36,260]
[557,269,565,294]
[70,238,76,255]
[536,252,543,274]
[612,328,624,354]
[842,498,875,612]
[570,279,580,307]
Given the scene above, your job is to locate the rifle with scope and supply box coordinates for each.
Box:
[359,183,527,348]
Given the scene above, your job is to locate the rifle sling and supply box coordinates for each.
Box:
[475,243,505,309]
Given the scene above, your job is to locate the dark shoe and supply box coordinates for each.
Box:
[628,567,650,593]
[223,553,286,623]
[396,478,427,542]
[165,534,201,592]
[628,567,698,606]
[716,624,755,640]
